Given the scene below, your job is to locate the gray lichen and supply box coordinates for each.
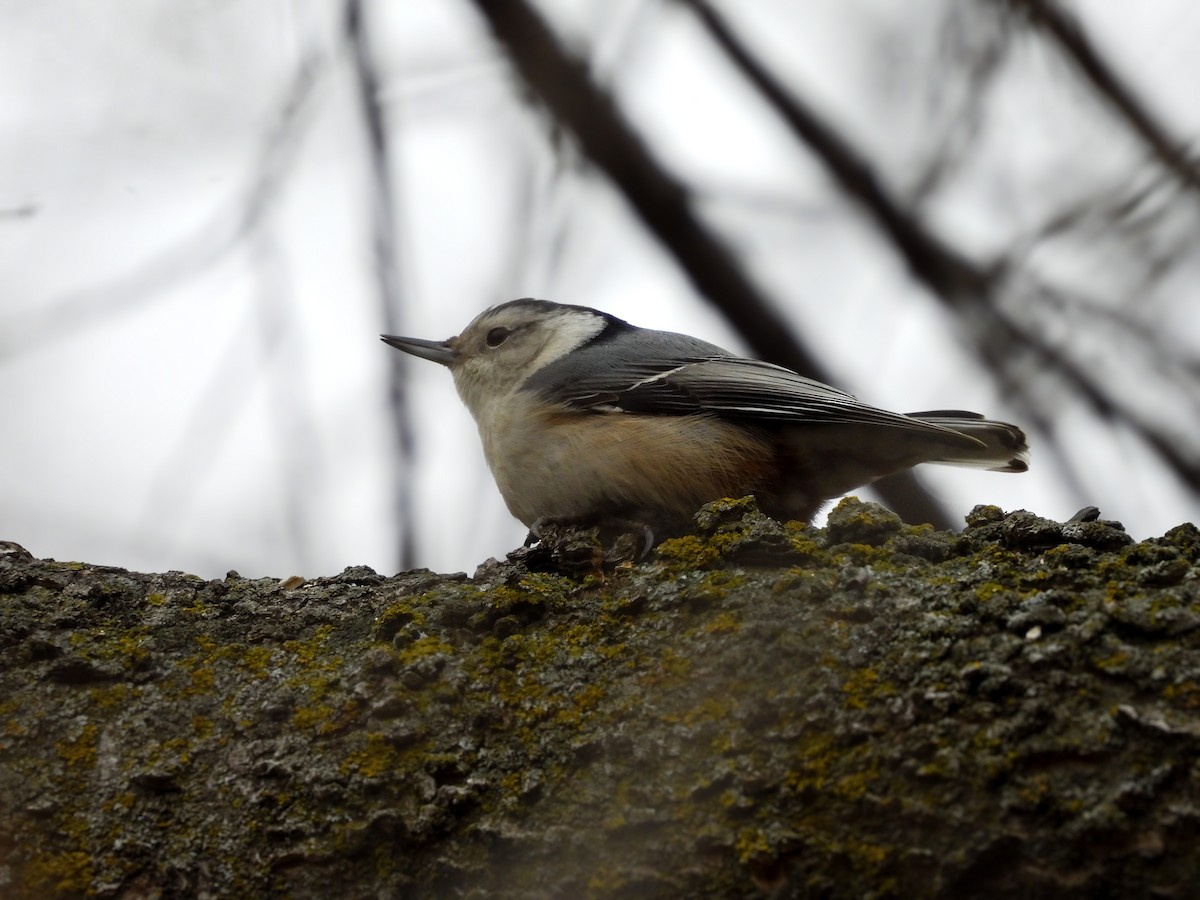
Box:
[1,498,1198,898]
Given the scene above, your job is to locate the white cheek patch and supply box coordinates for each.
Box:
[526,312,608,371]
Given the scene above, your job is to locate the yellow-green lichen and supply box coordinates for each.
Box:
[292,703,336,731]
[703,611,742,635]
[89,683,136,711]
[22,850,94,897]
[340,732,424,778]
[1092,652,1130,672]
[735,826,773,863]
[56,723,99,769]
[68,625,153,673]
[655,522,752,569]
[841,668,896,710]
[397,634,454,665]
[282,624,337,666]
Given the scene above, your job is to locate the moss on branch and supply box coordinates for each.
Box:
[1,499,1198,898]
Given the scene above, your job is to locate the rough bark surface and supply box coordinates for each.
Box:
[2,498,1199,899]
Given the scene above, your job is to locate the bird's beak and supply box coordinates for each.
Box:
[380,334,458,366]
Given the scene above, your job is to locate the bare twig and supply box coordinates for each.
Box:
[345,0,416,570]
[0,54,324,361]
[908,7,1012,205]
[681,0,1200,499]
[680,0,990,303]
[1002,0,1200,196]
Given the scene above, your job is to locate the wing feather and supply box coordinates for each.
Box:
[521,329,979,442]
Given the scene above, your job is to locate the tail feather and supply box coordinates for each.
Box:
[907,410,1029,473]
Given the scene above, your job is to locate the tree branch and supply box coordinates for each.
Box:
[680,0,991,303]
[680,0,1200,500]
[345,0,417,569]
[1004,0,1200,196]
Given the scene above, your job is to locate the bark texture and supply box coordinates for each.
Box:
[2,498,1199,898]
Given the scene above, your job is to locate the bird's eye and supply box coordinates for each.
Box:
[485,327,511,348]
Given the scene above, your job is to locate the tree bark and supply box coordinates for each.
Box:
[1,500,1198,898]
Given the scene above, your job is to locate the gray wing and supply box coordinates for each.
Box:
[521,326,972,436]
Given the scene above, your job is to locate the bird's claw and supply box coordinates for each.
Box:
[523,516,656,561]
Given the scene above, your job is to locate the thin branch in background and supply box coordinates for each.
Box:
[0,54,324,362]
[907,6,1013,205]
[0,203,38,220]
[469,0,825,373]
[1003,169,1200,397]
[139,314,276,543]
[1015,176,1165,249]
[587,0,659,82]
[140,233,320,571]
[1007,172,1200,317]
[1029,288,1200,415]
[3,45,330,569]
[345,0,416,571]
[679,0,988,303]
[469,0,955,529]
[1002,0,1200,197]
[252,232,322,572]
[999,284,1200,490]
[383,57,510,112]
[502,146,575,299]
[681,0,1200,503]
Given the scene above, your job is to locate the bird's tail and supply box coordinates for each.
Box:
[908,410,1030,473]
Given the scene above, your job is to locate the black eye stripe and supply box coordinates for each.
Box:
[486,327,511,347]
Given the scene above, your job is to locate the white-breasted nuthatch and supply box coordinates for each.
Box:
[382,299,1028,533]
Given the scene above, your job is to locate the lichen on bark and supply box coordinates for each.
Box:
[1,498,1199,898]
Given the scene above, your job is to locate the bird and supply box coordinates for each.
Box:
[382,299,1028,539]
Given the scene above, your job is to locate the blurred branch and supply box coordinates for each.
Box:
[1033,287,1200,411]
[1003,0,1200,196]
[469,0,955,529]
[140,234,321,570]
[1011,173,1200,323]
[0,46,332,570]
[470,0,822,372]
[675,0,1087,503]
[345,0,416,571]
[997,278,1200,489]
[0,54,323,360]
[908,8,1012,206]
[0,203,38,220]
[681,0,1200,499]
[681,0,987,302]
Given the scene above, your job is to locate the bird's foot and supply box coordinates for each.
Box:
[521,515,657,569]
[528,515,655,558]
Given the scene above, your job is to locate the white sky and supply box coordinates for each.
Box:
[2,0,1198,578]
